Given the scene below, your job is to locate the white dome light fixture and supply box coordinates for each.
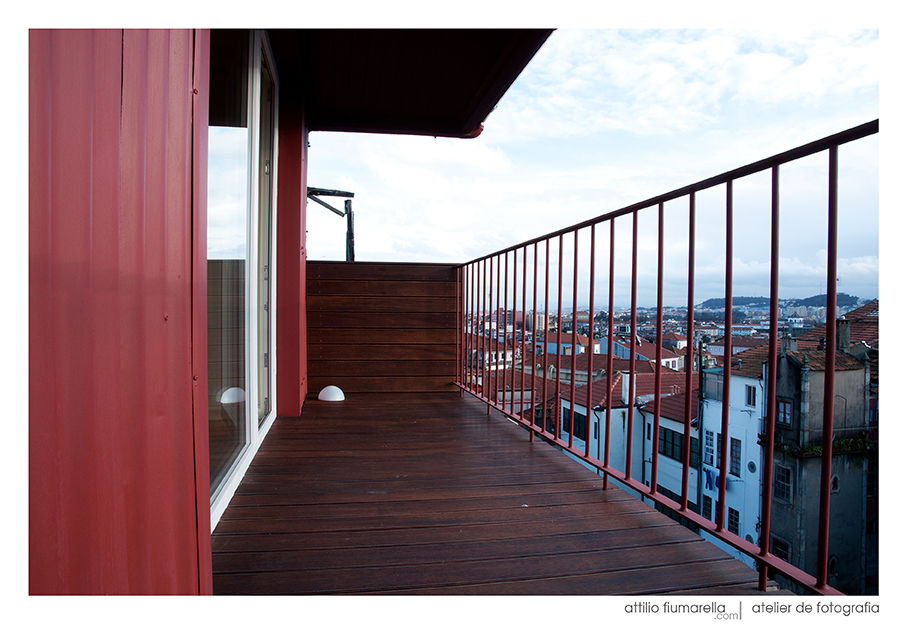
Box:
[318,385,346,402]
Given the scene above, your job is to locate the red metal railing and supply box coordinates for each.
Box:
[455,120,878,595]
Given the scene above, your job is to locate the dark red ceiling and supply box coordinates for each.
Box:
[268,29,552,138]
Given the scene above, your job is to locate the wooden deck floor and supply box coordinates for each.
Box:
[212,392,770,595]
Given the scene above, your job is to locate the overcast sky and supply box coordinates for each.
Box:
[305,28,879,307]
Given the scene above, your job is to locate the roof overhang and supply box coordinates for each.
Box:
[267,29,552,138]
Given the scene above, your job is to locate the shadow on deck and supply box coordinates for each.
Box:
[212,392,774,594]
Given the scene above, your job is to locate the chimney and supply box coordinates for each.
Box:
[781,332,798,354]
[836,317,851,351]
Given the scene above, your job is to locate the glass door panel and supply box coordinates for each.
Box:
[207,29,251,496]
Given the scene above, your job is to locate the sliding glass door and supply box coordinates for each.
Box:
[206,29,279,524]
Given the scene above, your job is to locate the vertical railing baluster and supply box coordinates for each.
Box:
[470,262,479,392]
[681,193,696,511]
[585,225,596,458]
[512,249,518,415]
[718,181,734,531]
[556,234,564,440]
[503,251,509,412]
[543,238,550,437]
[650,203,664,496]
[759,165,782,591]
[603,219,615,490]
[569,229,579,448]
[495,253,502,407]
[816,146,838,590]
[521,245,528,423]
[457,266,463,392]
[531,242,539,442]
[626,211,638,480]
[482,258,489,405]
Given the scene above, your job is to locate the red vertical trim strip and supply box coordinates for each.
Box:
[650,203,664,495]
[521,246,528,421]
[759,165,782,590]
[816,146,838,590]
[190,27,213,595]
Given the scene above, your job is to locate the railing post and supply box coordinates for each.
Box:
[531,242,539,442]
[650,203,664,496]
[556,234,564,440]
[626,211,638,480]
[570,229,579,448]
[603,219,615,490]
[512,249,519,415]
[521,245,528,423]
[681,193,695,511]
[585,225,595,458]
[816,145,839,591]
[495,253,501,407]
[457,266,462,394]
[717,181,734,531]
[542,238,550,437]
[503,251,509,412]
[759,165,782,591]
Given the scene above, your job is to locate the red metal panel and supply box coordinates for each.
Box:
[29,29,206,594]
[276,91,308,417]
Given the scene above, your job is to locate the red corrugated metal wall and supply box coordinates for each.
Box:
[29,29,212,594]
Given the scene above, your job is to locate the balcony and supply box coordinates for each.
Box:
[212,392,771,594]
[212,121,877,595]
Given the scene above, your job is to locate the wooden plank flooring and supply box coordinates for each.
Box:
[212,393,769,595]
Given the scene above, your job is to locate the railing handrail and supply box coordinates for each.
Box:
[456,119,879,596]
[460,119,878,266]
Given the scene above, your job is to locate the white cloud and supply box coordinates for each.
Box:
[304,28,879,303]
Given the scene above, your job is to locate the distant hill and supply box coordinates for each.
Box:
[699,293,860,310]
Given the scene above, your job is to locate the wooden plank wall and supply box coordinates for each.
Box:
[306,261,458,395]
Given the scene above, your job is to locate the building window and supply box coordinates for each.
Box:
[774,464,792,502]
[730,438,741,477]
[562,406,587,442]
[777,399,793,426]
[831,474,839,493]
[770,535,791,562]
[745,384,756,406]
[704,430,715,466]
[647,423,652,441]
[702,494,712,521]
[658,427,700,468]
[728,507,740,535]
[593,420,599,440]
[829,556,838,577]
